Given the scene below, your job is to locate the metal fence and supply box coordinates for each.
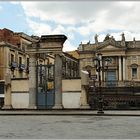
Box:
[89,80,140,87]
[87,81,140,109]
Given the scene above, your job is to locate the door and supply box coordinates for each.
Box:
[106,70,116,87]
[36,64,55,109]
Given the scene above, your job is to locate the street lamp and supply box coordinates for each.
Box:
[94,53,110,114]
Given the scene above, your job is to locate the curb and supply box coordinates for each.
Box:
[0,113,140,116]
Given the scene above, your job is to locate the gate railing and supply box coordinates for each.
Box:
[86,84,140,109]
[89,80,140,87]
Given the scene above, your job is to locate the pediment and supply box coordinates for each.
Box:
[101,45,121,51]
[97,40,124,51]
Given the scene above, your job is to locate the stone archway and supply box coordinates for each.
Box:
[26,35,67,109]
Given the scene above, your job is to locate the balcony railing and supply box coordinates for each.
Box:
[10,62,17,70]
[19,64,25,71]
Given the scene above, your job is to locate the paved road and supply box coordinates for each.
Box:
[0,110,140,116]
[0,116,139,139]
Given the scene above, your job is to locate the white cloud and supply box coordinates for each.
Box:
[20,1,140,51]
[27,18,76,52]
[20,1,140,28]
[52,25,65,34]
[63,40,77,52]
[26,18,52,36]
[21,2,80,25]
[26,18,75,40]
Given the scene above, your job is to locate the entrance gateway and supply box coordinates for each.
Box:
[27,35,67,109]
[36,64,55,109]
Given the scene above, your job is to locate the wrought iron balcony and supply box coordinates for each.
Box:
[10,62,17,70]
[19,64,25,71]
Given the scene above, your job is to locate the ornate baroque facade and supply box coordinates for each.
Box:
[78,33,140,86]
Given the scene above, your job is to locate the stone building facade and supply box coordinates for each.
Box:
[0,28,80,109]
[0,28,37,80]
[78,33,140,85]
[78,33,140,109]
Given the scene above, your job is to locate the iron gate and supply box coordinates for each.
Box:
[36,64,55,109]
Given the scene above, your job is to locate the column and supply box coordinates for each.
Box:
[2,73,12,109]
[80,70,90,109]
[53,54,63,109]
[28,53,37,109]
[119,56,122,81]
[123,57,126,81]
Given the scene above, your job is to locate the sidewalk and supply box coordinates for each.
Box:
[0,110,140,116]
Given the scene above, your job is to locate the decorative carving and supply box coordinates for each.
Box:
[104,34,110,41]
[95,34,98,44]
[87,40,90,45]
[121,32,125,42]
[132,37,136,48]
[121,32,125,46]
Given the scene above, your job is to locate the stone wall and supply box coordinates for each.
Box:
[11,78,29,108]
[11,78,82,109]
[62,79,81,108]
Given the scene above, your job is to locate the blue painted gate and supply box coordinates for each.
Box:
[36,64,55,109]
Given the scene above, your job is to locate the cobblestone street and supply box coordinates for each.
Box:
[0,115,139,139]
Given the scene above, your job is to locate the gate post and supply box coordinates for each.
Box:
[53,54,63,109]
[28,53,37,109]
[2,74,12,109]
[80,70,90,109]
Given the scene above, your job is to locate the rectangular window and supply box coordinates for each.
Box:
[132,68,137,78]
[11,54,14,63]
[19,57,22,65]
[106,71,116,87]
[27,58,29,67]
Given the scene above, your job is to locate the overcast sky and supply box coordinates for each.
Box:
[0,1,140,51]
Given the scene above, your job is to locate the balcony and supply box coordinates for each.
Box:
[19,64,25,71]
[10,62,17,70]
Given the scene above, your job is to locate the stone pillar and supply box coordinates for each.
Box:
[123,56,126,81]
[53,54,63,109]
[2,74,12,109]
[28,53,37,109]
[119,56,122,81]
[80,70,90,109]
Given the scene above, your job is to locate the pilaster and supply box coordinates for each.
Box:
[53,54,63,109]
[119,56,122,81]
[2,74,12,109]
[123,56,126,81]
[28,53,37,109]
[80,70,90,109]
